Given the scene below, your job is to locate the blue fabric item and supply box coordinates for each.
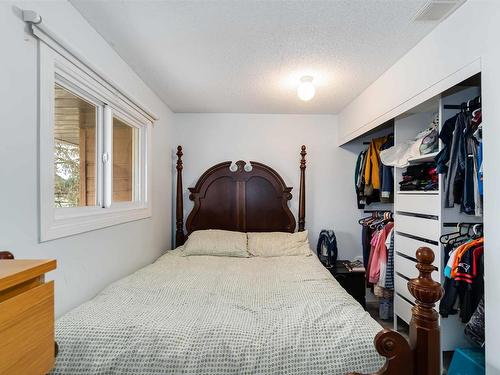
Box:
[379,298,393,320]
[361,225,371,268]
[444,266,452,279]
[379,135,394,202]
[316,230,338,267]
[477,141,483,196]
[440,276,459,317]
[435,114,458,174]
[462,122,478,215]
[444,113,467,208]
[384,230,394,290]
[448,348,485,375]
[354,151,363,188]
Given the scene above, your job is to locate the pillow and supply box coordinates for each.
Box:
[247,231,312,257]
[182,229,249,257]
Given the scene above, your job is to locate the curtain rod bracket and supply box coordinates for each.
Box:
[22,10,42,25]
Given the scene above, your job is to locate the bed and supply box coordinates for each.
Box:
[52,248,384,374]
[48,145,443,375]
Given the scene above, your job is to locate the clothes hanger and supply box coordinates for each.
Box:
[472,224,483,238]
[461,102,467,113]
[440,222,472,245]
[369,212,393,229]
[358,212,376,225]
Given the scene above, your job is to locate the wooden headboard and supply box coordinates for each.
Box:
[175,146,307,246]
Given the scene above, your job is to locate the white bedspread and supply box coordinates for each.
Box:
[52,251,385,374]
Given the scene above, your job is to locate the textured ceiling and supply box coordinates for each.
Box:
[71,0,453,114]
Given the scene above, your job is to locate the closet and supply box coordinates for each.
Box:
[355,73,484,371]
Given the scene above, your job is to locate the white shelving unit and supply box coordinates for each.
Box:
[391,78,482,372]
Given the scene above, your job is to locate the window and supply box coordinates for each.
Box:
[54,84,97,208]
[112,117,137,202]
[39,41,154,241]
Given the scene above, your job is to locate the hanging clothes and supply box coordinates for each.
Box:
[361,224,373,268]
[364,136,387,197]
[359,212,394,321]
[438,99,483,216]
[379,135,394,203]
[435,114,458,173]
[383,229,395,290]
[355,150,368,209]
[359,213,393,283]
[443,112,467,208]
[368,222,394,284]
[473,111,483,197]
[354,135,394,207]
[464,297,485,346]
[439,230,484,324]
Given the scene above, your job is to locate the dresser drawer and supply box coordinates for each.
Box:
[396,193,440,217]
[395,253,439,281]
[394,233,440,270]
[395,293,414,324]
[0,282,55,375]
[395,213,440,242]
[394,274,413,302]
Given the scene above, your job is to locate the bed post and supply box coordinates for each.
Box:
[175,146,186,247]
[347,247,442,375]
[407,246,443,375]
[298,145,306,232]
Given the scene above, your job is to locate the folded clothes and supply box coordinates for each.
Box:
[399,162,438,191]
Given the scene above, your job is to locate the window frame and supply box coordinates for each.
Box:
[39,43,153,242]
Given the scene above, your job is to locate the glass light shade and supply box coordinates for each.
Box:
[297,76,315,101]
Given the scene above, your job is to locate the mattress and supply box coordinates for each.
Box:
[51,250,385,374]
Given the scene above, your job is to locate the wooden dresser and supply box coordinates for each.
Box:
[0,254,57,375]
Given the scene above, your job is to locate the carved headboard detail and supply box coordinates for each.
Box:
[175,146,306,246]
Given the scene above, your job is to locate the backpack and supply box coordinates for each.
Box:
[316,230,338,268]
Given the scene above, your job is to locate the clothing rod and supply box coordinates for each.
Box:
[444,96,481,110]
[363,210,392,213]
[442,222,483,227]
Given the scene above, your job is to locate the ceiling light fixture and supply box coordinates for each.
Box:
[297,76,315,102]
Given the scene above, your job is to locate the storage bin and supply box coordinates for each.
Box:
[448,347,485,375]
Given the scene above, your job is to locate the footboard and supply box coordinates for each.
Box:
[348,247,444,375]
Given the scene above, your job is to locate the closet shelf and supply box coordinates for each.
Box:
[407,151,439,164]
[397,191,439,195]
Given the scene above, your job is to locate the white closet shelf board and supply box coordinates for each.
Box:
[397,190,439,195]
[407,151,439,164]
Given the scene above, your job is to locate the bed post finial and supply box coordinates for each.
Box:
[298,145,306,232]
[0,251,14,259]
[175,146,185,247]
[407,247,443,375]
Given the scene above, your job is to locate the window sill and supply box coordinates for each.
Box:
[40,205,151,242]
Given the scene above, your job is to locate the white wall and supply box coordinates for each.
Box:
[338,0,500,371]
[0,1,174,316]
[174,113,373,261]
